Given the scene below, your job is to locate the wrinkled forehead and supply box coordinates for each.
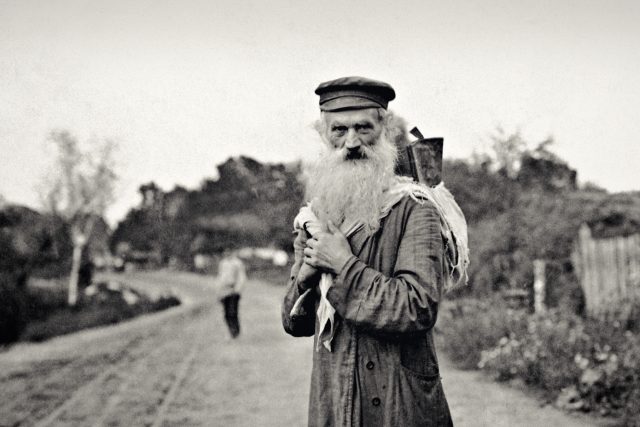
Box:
[322,108,382,127]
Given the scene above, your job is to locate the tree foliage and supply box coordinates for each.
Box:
[444,130,614,310]
[40,130,118,305]
[42,130,117,220]
[111,156,304,266]
[0,204,70,344]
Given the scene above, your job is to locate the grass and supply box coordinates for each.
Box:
[18,277,180,343]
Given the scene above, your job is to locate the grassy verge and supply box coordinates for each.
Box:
[436,298,640,424]
[18,278,180,343]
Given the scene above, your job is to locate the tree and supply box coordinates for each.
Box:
[40,130,117,306]
[488,127,528,178]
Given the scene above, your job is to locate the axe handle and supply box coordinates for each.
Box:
[409,127,424,140]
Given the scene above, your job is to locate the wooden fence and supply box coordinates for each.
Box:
[573,224,640,319]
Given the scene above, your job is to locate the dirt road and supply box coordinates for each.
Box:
[0,271,602,426]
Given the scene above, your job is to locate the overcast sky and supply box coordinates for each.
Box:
[1,0,639,224]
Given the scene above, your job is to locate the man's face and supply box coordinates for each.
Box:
[323,108,383,160]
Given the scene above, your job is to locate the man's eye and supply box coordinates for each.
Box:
[355,124,372,133]
[332,126,347,135]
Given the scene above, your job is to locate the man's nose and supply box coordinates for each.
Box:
[344,130,361,150]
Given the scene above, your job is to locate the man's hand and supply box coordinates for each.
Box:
[293,229,308,263]
[293,230,320,291]
[304,221,353,275]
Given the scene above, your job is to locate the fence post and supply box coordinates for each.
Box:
[533,259,546,313]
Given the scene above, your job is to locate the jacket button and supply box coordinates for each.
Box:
[372,397,381,406]
[366,361,374,370]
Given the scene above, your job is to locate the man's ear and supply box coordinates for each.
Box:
[312,119,334,149]
[383,110,409,148]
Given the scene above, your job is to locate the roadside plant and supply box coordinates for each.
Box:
[440,298,640,422]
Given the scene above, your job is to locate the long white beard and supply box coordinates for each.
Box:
[305,133,398,234]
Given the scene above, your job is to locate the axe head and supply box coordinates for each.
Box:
[395,129,443,187]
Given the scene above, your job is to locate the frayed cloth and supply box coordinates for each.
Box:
[389,177,470,292]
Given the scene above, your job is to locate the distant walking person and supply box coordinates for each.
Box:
[216,250,247,340]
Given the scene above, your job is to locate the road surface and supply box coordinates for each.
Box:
[0,271,605,426]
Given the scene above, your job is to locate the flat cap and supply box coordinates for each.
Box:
[315,76,396,112]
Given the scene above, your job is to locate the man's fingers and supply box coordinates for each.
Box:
[305,237,317,249]
[303,246,325,269]
[304,255,317,267]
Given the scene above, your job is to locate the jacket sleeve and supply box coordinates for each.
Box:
[281,258,318,337]
[326,201,444,337]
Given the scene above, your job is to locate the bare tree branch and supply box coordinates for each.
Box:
[40,130,118,305]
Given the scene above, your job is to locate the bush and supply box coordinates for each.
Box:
[572,323,640,422]
[478,311,589,391]
[0,273,28,345]
[24,279,68,320]
[439,298,640,422]
[17,279,181,343]
[436,298,528,369]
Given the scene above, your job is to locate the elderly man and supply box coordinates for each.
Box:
[282,76,467,426]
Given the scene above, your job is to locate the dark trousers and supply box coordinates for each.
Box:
[221,293,241,338]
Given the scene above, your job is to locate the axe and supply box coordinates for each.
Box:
[395,127,443,187]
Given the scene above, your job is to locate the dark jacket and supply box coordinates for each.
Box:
[282,196,453,427]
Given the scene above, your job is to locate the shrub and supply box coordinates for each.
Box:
[573,322,640,421]
[0,273,28,345]
[18,280,181,343]
[439,298,640,422]
[477,310,589,391]
[436,298,528,369]
[24,278,68,320]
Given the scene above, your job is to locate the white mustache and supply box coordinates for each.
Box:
[337,145,374,161]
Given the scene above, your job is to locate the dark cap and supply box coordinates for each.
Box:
[315,76,396,112]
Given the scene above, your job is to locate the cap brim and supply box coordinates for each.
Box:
[320,96,383,112]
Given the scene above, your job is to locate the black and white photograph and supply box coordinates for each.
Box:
[1,1,639,426]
